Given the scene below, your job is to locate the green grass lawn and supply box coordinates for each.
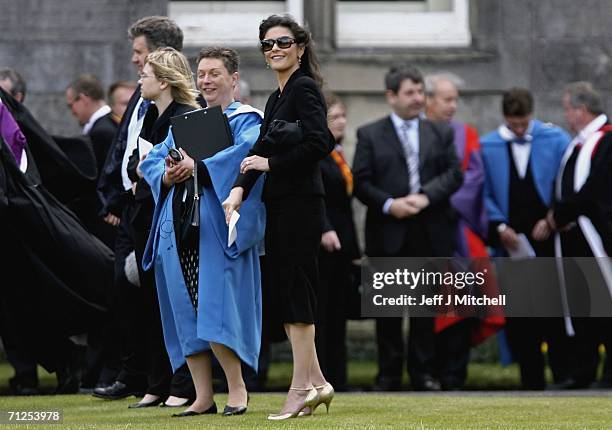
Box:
[1,392,611,429]
[2,361,610,429]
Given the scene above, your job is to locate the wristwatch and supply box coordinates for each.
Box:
[497,223,508,233]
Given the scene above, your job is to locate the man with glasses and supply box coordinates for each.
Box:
[66,75,116,177]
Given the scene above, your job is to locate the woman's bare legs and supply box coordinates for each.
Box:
[210,342,248,407]
[276,323,318,414]
[136,393,160,404]
[184,352,215,413]
[286,323,327,386]
[163,395,190,406]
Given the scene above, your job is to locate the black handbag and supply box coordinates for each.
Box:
[263,119,303,148]
[178,166,200,249]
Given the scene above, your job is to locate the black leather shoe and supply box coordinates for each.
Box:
[222,405,247,416]
[372,378,402,391]
[412,375,441,391]
[172,402,217,417]
[128,398,163,408]
[9,376,39,396]
[92,381,142,400]
[440,378,464,391]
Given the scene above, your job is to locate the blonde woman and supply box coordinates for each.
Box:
[124,47,200,409]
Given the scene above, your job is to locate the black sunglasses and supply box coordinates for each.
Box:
[260,36,296,52]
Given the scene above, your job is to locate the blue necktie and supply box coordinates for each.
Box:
[137,99,151,120]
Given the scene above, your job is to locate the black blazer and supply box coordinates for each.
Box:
[127,101,194,202]
[88,113,118,175]
[97,86,141,217]
[320,154,360,259]
[235,69,334,201]
[353,116,463,256]
[555,130,612,255]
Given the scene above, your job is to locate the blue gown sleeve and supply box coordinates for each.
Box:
[141,131,173,203]
[202,112,266,259]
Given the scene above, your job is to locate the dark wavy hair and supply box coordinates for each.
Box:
[258,14,323,89]
[128,16,183,52]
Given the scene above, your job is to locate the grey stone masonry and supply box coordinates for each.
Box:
[0,0,166,135]
[3,0,612,157]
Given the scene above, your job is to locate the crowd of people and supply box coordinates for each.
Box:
[0,11,611,421]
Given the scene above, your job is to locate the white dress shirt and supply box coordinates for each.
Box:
[497,120,534,179]
[121,97,146,191]
[82,104,111,135]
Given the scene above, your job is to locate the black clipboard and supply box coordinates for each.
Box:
[170,105,233,161]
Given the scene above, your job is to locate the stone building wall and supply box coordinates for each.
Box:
[0,0,167,136]
[3,0,610,248]
[3,1,610,141]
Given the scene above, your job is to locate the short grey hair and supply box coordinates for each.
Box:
[424,72,465,96]
[0,67,27,100]
[564,81,604,115]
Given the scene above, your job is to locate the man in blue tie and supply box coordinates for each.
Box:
[353,64,463,391]
[481,87,570,389]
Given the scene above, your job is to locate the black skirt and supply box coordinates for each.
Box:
[264,196,324,324]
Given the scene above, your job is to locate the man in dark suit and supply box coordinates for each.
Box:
[66,75,117,172]
[65,74,120,390]
[66,74,118,248]
[353,64,463,391]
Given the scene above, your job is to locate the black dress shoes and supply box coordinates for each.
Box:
[412,375,442,391]
[128,398,163,408]
[92,381,143,400]
[372,378,402,391]
[222,405,247,416]
[172,402,217,417]
[222,393,249,416]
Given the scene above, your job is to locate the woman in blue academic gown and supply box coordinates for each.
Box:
[140,47,265,417]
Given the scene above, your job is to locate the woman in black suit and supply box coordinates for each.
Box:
[222,15,334,420]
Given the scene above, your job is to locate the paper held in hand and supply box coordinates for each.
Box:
[228,210,240,247]
[138,137,154,157]
[506,233,536,259]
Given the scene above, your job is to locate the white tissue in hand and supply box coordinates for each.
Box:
[124,250,141,287]
[228,211,240,247]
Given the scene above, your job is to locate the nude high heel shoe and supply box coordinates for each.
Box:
[267,387,319,421]
[298,382,334,416]
[314,382,334,413]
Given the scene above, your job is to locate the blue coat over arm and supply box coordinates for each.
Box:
[140,102,265,372]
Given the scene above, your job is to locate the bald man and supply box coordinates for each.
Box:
[425,75,503,390]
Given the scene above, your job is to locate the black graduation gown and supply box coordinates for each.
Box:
[0,135,112,371]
